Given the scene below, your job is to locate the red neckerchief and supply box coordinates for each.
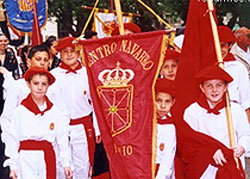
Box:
[197,93,226,115]
[21,93,53,116]
[59,61,82,74]
[157,115,175,124]
[223,53,236,62]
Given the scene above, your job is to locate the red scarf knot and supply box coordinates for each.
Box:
[197,93,226,115]
[59,61,82,74]
[21,94,53,116]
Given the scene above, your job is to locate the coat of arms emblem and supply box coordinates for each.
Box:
[97,62,134,137]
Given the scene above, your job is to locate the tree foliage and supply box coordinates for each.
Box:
[47,0,249,37]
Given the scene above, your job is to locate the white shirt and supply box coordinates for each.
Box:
[49,66,100,136]
[224,60,250,110]
[0,76,30,142]
[231,43,250,79]
[4,103,70,170]
[156,117,176,179]
[184,102,250,179]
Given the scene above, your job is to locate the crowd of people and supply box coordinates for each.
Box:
[0,21,249,179]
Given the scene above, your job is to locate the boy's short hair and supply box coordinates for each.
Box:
[155,78,176,98]
[27,44,50,59]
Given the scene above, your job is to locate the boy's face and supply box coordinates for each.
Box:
[200,79,227,106]
[28,74,49,101]
[60,46,79,69]
[27,51,50,69]
[160,59,178,81]
[155,92,175,118]
[220,42,231,59]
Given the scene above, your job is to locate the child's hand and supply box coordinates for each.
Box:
[96,135,102,144]
[9,169,17,179]
[213,149,227,166]
[0,67,8,74]
[233,145,245,158]
[64,167,73,179]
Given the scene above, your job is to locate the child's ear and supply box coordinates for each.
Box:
[199,84,205,93]
[172,98,176,105]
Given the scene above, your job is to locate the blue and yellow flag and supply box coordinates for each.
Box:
[5,0,47,33]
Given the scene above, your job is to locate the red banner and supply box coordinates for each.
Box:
[78,31,168,178]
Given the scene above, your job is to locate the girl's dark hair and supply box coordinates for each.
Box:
[28,44,50,59]
[44,36,57,48]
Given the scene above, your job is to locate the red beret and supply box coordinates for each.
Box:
[164,49,180,61]
[195,65,233,84]
[111,23,141,36]
[218,26,236,43]
[24,67,56,85]
[56,36,76,51]
[155,78,176,97]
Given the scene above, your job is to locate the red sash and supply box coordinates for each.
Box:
[70,116,95,175]
[19,140,56,179]
[155,163,160,177]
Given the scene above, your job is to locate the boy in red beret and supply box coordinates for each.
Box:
[160,49,180,81]
[184,65,250,179]
[0,45,51,141]
[218,26,250,123]
[49,36,100,179]
[3,67,72,179]
[154,78,176,178]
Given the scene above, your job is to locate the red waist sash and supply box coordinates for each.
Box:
[19,140,56,179]
[70,116,95,174]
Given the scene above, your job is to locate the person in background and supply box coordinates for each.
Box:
[231,27,250,78]
[218,26,250,123]
[160,49,180,81]
[154,78,176,179]
[111,22,141,36]
[44,36,61,70]
[18,45,30,75]
[84,31,98,40]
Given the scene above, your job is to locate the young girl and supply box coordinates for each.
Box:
[3,67,72,179]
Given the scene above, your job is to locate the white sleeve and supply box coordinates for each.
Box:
[237,65,250,110]
[156,125,176,179]
[86,82,100,137]
[0,80,20,143]
[55,111,71,168]
[183,105,199,131]
[235,105,250,153]
[3,110,20,170]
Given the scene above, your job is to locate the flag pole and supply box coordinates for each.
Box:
[207,0,239,168]
[113,0,124,35]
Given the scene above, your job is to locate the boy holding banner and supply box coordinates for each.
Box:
[184,65,250,178]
